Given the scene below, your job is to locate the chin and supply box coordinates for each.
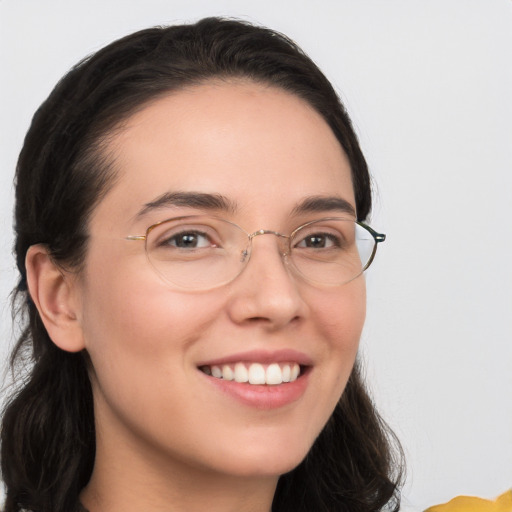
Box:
[212,435,314,478]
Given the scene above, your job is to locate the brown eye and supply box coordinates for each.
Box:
[163,231,212,249]
[295,232,341,249]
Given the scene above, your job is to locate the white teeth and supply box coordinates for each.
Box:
[248,363,266,384]
[202,362,303,385]
[222,364,234,381]
[234,362,249,383]
[266,363,283,385]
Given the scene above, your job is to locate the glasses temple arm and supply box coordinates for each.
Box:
[357,222,386,243]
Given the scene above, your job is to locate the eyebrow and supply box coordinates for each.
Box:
[135,191,355,220]
[135,191,238,219]
[291,196,356,217]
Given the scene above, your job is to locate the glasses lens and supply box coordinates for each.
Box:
[145,216,248,290]
[289,219,377,286]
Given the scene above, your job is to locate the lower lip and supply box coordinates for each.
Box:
[200,369,310,410]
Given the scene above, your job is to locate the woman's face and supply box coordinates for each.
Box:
[76,81,366,479]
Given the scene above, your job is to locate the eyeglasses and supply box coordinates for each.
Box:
[126,215,385,290]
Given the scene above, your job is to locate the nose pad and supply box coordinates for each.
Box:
[275,235,291,259]
[240,248,249,263]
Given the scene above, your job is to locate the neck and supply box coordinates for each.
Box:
[80,420,278,512]
[81,468,277,512]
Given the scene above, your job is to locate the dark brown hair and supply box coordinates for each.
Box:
[1,17,402,512]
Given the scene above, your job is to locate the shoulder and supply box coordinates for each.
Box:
[425,490,512,512]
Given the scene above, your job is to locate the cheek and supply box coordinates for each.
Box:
[82,284,220,363]
[78,262,227,436]
[77,251,225,389]
[313,279,366,347]
[309,280,366,387]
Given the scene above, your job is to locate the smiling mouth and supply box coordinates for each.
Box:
[199,362,305,386]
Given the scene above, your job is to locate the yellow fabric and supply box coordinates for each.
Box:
[425,490,512,512]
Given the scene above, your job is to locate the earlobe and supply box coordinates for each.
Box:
[25,244,85,353]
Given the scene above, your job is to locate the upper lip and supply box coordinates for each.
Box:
[196,349,314,367]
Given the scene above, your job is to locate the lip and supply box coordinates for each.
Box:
[196,349,313,410]
[199,368,311,410]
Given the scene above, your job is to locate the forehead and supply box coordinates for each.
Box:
[92,81,355,229]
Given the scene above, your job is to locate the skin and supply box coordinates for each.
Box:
[27,81,366,512]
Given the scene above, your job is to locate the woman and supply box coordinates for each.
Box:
[1,17,403,512]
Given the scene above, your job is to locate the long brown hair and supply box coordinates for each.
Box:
[1,17,403,512]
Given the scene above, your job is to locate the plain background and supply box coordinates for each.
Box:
[1,1,511,510]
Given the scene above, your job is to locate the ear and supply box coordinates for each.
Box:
[25,244,85,353]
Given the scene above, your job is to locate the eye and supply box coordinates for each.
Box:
[295,232,342,249]
[159,229,216,249]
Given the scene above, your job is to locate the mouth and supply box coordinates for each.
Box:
[198,362,305,385]
[196,349,312,409]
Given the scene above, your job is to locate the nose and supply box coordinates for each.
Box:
[226,233,308,330]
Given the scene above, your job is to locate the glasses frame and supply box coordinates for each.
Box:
[126,215,386,289]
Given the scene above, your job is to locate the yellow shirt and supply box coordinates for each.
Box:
[425,490,512,512]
